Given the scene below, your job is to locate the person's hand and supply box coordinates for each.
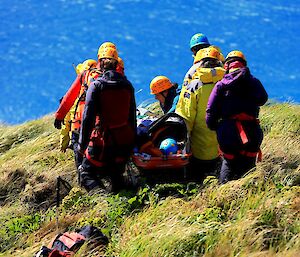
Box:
[54,119,63,129]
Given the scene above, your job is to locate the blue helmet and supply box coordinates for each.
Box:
[189,33,210,49]
[159,138,178,156]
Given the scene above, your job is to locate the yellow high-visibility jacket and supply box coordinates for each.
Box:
[176,67,225,160]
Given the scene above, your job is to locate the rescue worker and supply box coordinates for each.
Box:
[189,33,211,56]
[78,47,136,192]
[150,76,179,114]
[183,33,225,88]
[176,47,226,183]
[59,60,97,153]
[206,50,268,184]
[54,42,118,169]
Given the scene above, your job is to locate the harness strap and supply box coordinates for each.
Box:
[85,150,106,167]
[236,121,248,144]
[230,113,259,145]
[222,152,235,160]
[221,149,262,161]
[219,145,262,161]
[85,149,127,167]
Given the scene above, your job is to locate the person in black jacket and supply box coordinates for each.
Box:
[78,47,136,192]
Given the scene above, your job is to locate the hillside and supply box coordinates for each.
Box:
[0,103,299,257]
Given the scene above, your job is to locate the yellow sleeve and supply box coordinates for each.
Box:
[175,81,198,132]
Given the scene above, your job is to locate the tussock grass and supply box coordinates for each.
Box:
[0,103,299,256]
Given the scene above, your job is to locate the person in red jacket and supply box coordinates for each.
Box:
[78,47,136,193]
[54,42,119,169]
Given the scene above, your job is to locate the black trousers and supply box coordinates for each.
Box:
[219,155,256,184]
[188,156,221,184]
[79,157,126,192]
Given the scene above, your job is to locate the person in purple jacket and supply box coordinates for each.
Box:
[206,50,268,184]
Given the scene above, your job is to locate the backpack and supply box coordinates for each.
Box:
[71,68,103,130]
[35,225,108,257]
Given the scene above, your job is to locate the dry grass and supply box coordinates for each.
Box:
[0,103,299,256]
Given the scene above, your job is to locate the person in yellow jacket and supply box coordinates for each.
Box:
[175,47,225,183]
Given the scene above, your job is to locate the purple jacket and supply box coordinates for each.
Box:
[206,67,268,130]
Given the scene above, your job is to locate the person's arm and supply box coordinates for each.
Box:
[79,82,97,152]
[251,77,268,106]
[55,74,82,121]
[129,84,137,133]
[206,82,221,130]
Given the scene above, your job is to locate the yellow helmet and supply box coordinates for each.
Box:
[75,63,84,74]
[225,50,246,63]
[150,76,173,95]
[83,59,97,69]
[75,59,97,74]
[117,57,124,69]
[99,41,116,49]
[194,46,222,64]
[97,42,117,59]
[98,47,118,61]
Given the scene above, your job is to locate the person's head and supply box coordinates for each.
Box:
[190,33,210,56]
[194,47,223,68]
[150,76,173,106]
[75,59,97,74]
[98,47,118,71]
[224,50,247,72]
[116,56,125,75]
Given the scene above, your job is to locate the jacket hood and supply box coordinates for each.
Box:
[193,67,225,84]
[221,67,251,88]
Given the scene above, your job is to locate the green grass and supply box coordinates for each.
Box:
[0,102,299,257]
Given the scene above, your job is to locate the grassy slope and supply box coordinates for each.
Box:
[0,103,299,257]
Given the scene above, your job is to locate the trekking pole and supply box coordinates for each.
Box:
[72,63,77,73]
[56,176,61,232]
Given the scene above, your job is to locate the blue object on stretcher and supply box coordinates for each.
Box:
[159,138,178,155]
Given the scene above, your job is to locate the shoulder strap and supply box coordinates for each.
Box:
[73,68,103,120]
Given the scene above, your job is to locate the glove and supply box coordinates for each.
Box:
[54,119,63,129]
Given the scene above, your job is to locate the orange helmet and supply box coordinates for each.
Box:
[98,47,118,61]
[150,76,173,95]
[225,50,246,63]
[194,46,222,64]
[97,42,117,59]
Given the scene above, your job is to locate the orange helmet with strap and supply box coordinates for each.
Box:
[225,50,247,63]
[194,46,222,64]
[150,76,173,95]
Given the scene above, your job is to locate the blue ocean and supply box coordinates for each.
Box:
[0,0,299,124]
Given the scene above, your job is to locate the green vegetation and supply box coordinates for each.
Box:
[0,103,299,257]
